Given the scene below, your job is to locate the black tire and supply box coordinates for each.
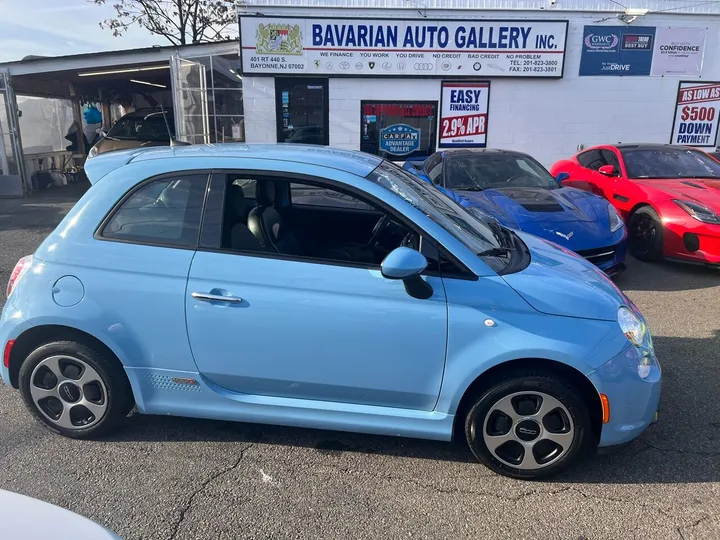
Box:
[628,206,664,262]
[464,372,595,480]
[18,340,134,439]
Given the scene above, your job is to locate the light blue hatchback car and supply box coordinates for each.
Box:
[1,144,661,480]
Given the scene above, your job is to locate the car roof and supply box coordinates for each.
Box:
[439,148,530,158]
[591,143,688,151]
[121,107,174,117]
[84,143,384,184]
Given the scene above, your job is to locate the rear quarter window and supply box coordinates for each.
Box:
[100,174,208,248]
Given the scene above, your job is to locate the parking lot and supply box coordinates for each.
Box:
[0,186,719,540]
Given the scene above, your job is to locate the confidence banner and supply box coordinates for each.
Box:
[439,81,490,148]
[670,81,720,147]
[651,27,706,77]
[240,16,568,78]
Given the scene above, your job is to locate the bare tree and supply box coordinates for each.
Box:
[90,0,238,46]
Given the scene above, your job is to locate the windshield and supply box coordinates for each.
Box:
[620,147,720,179]
[445,154,559,191]
[107,113,175,142]
[367,160,507,256]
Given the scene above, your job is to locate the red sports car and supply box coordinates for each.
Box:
[550,144,720,266]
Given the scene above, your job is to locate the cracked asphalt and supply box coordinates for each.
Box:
[1,185,719,540]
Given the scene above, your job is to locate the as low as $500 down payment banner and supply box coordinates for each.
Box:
[439,82,490,148]
[671,82,720,147]
[240,17,568,78]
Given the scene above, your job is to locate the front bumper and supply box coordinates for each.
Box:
[577,237,628,276]
[0,301,31,386]
[588,342,662,448]
[665,218,720,266]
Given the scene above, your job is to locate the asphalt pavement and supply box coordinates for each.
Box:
[0,185,719,540]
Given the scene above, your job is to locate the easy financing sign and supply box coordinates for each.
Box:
[439,81,490,148]
[670,82,720,148]
[239,16,568,78]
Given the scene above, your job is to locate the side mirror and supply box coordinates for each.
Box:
[380,247,433,300]
[555,172,570,183]
[598,165,617,177]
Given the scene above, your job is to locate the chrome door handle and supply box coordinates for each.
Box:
[191,292,243,303]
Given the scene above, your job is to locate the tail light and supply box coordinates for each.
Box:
[6,255,33,298]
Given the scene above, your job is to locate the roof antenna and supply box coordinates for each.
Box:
[160,103,175,148]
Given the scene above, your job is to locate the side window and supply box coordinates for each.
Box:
[601,150,621,172]
[427,158,444,185]
[214,174,441,270]
[577,150,607,171]
[290,183,375,211]
[101,174,208,247]
[423,154,441,174]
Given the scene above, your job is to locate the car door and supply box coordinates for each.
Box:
[184,168,449,412]
[568,149,616,200]
[604,148,636,216]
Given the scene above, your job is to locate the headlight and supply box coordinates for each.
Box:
[87,145,99,159]
[618,306,647,347]
[673,199,720,224]
[608,205,624,232]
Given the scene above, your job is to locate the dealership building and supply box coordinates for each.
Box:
[2,0,720,196]
[239,0,720,166]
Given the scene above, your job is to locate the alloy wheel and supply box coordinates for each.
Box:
[29,355,108,430]
[631,214,656,255]
[482,391,574,471]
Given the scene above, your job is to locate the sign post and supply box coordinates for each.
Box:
[670,81,720,148]
[438,81,490,148]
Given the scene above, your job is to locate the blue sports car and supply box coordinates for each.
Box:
[404,149,628,276]
[1,144,660,480]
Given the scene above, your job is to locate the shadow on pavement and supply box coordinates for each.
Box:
[615,256,719,293]
[106,332,720,484]
[0,183,88,232]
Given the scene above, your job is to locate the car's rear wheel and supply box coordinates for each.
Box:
[464,373,595,480]
[18,341,134,439]
[628,206,664,262]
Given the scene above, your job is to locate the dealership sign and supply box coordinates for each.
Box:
[439,81,490,148]
[670,81,720,148]
[240,16,568,78]
[580,26,707,77]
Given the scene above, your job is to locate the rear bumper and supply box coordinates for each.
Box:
[0,301,30,387]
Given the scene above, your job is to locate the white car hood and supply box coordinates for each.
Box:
[0,489,121,539]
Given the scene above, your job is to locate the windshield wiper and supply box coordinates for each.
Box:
[478,247,512,257]
[677,175,719,179]
[453,186,484,191]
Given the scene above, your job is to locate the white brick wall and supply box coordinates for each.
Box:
[243,77,276,143]
[243,11,720,167]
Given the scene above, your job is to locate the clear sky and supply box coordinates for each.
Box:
[0,0,163,62]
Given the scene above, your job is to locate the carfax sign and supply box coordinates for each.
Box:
[439,81,490,148]
[240,16,568,78]
[379,124,421,155]
[670,81,720,147]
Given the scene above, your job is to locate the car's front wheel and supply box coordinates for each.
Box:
[464,372,595,480]
[18,340,134,439]
[628,206,664,262]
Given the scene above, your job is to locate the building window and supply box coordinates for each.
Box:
[360,101,438,161]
